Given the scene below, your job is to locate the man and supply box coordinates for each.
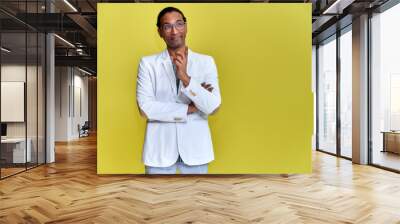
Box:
[136,7,221,174]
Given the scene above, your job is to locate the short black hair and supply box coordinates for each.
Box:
[157,7,186,28]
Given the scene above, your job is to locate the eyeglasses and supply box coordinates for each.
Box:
[161,21,186,32]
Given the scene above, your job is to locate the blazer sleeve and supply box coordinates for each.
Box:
[182,56,222,115]
[136,58,189,122]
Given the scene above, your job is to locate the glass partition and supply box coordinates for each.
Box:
[1,30,28,177]
[0,1,46,179]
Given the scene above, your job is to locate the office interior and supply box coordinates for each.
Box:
[0,0,400,222]
[0,0,97,179]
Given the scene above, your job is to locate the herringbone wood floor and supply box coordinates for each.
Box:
[1,134,400,224]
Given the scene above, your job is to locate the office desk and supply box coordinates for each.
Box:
[1,138,32,163]
[382,131,400,154]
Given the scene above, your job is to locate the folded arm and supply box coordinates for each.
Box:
[136,59,188,122]
[181,56,221,115]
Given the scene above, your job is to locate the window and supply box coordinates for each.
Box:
[317,35,337,154]
[339,28,352,158]
[371,2,400,171]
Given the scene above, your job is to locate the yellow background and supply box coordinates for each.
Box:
[97,3,312,174]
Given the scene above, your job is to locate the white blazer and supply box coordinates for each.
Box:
[136,49,222,167]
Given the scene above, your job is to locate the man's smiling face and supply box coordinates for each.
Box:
[158,11,187,50]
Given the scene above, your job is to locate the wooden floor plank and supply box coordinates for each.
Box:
[1,134,400,223]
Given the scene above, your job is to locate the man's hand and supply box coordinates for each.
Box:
[187,102,198,114]
[201,82,213,92]
[173,47,190,87]
[186,83,212,115]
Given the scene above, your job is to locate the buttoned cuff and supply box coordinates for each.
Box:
[173,104,189,122]
[183,78,198,98]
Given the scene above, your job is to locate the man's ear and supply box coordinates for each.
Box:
[157,28,162,38]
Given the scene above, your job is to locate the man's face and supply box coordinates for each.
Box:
[158,11,187,50]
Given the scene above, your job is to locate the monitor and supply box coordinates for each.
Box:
[1,123,7,137]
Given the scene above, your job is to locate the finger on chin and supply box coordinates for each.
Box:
[176,55,184,61]
[175,59,183,65]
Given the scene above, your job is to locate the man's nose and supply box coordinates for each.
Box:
[171,26,179,34]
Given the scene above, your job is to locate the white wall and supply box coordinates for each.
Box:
[72,72,89,138]
[1,65,40,137]
[55,67,89,141]
[55,66,69,141]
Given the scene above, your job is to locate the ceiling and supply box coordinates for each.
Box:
[0,0,394,75]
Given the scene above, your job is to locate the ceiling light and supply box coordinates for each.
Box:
[54,34,75,48]
[78,67,93,76]
[63,0,78,12]
[322,0,354,15]
[1,47,11,53]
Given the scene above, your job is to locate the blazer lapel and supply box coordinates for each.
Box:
[160,48,194,96]
[176,49,194,103]
[187,49,193,77]
[160,50,177,94]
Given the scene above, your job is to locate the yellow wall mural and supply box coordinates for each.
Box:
[97,3,313,174]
